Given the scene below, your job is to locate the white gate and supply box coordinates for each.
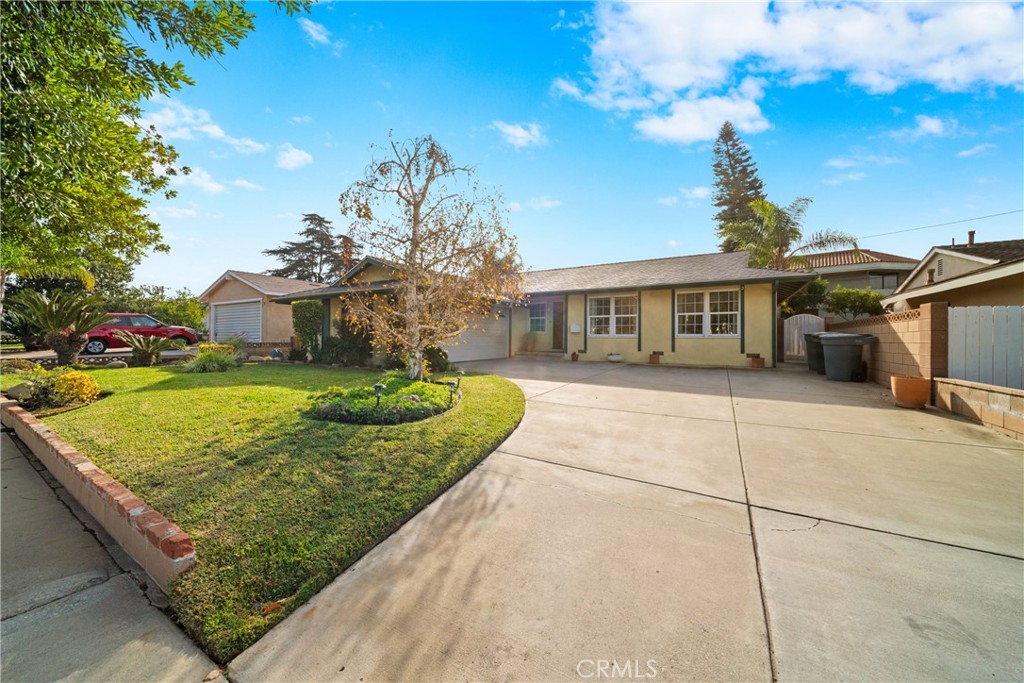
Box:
[783,314,825,360]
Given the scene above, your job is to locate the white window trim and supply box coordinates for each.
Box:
[528,303,546,333]
[675,288,741,339]
[588,292,638,338]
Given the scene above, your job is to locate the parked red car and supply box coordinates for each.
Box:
[83,313,199,354]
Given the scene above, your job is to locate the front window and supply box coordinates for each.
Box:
[529,303,546,332]
[588,294,637,337]
[869,272,900,290]
[677,290,740,337]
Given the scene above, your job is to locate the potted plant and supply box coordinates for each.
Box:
[891,375,931,409]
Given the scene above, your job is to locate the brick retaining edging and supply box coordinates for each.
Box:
[934,377,1024,443]
[0,398,195,590]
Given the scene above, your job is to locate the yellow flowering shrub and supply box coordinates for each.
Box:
[51,370,100,406]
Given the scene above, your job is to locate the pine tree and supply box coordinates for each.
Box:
[711,121,766,252]
[263,214,361,284]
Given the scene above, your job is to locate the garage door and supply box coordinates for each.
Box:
[212,301,262,342]
[443,310,509,362]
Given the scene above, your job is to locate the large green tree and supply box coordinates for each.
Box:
[711,121,766,252]
[263,213,362,284]
[0,0,306,314]
[720,197,859,270]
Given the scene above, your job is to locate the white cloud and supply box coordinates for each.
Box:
[149,205,198,220]
[957,143,996,158]
[891,114,958,141]
[297,18,346,56]
[656,196,679,206]
[527,197,562,210]
[826,151,904,168]
[137,98,267,154]
[509,201,523,212]
[174,167,225,193]
[666,239,681,249]
[681,186,710,200]
[276,143,313,170]
[823,172,867,186]
[492,121,548,149]
[298,18,330,44]
[975,176,997,185]
[289,115,313,125]
[231,179,265,191]
[555,2,1022,144]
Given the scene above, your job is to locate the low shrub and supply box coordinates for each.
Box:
[182,350,239,373]
[287,346,307,362]
[113,330,186,367]
[310,369,460,425]
[17,367,101,410]
[0,358,38,374]
[197,342,236,355]
[423,345,449,374]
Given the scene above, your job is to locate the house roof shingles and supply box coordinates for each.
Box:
[521,251,808,295]
[940,239,1024,263]
[800,249,917,269]
[228,270,321,295]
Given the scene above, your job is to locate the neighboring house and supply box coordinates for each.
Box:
[802,248,918,296]
[199,270,320,342]
[883,235,1024,310]
[272,251,812,367]
[799,248,918,319]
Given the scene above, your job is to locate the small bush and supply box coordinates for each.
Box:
[0,358,38,374]
[182,350,238,373]
[18,367,101,410]
[198,342,236,355]
[287,346,306,362]
[52,370,101,405]
[310,370,459,425]
[292,301,324,358]
[423,346,449,373]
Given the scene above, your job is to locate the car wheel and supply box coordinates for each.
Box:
[84,338,107,355]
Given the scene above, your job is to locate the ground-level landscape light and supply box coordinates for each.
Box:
[456,370,464,390]
[374,383,385,406]
[445,380,457,407]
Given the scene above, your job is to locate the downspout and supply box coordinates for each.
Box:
[671,289,676,354]
[321,298,332,345]
[739,285,746,355]
[583,294,588,354]
[771,281,778,368]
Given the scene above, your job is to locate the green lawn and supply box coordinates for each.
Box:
[9,363,524,662]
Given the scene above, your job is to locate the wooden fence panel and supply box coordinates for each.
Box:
[948,306,1024,390]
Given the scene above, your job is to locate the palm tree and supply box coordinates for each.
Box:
[0,242,94,317]
[720,197,858,270]
[10,289,111,366]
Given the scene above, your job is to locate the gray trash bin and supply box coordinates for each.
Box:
[821,333,877,381]
[804,332,827,375]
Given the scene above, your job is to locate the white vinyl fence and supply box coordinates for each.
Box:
[783,314,825,360]
[948,306,1024,390]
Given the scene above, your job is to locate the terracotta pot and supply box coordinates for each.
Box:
[649,353,660,365]
[891,375,931,409]
[751,357,765,369]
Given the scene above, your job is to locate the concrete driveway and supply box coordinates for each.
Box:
[230,359,1023,682]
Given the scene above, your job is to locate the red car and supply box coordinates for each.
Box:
[84,313,199,355]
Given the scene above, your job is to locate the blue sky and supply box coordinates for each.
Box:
[134,1,1024,293]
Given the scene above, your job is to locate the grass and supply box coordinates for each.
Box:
[5,363,524,662]
[0,342,26,351]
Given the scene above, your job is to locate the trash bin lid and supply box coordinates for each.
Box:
[820,333,877,345]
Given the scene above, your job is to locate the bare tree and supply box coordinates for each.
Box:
[338,134,522,380]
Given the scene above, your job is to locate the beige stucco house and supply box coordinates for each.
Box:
[199,270,319,343]
[272,252,812,368]
[883,236,1024,310]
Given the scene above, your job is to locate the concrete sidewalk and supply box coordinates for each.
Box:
[1,431,217,683]
[229,359,1023,682]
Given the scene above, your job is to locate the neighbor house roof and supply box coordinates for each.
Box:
[521,251,810,295]
[271,280,401,303]
[800,249,917,269]
[940,239,1024,263]
[889,238,1024,298]
[199,270,320,301]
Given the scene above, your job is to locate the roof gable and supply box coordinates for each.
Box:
[199,270,321,300]
[800,249,917,269]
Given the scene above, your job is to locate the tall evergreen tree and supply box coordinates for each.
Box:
[263,214,361,284]
[711,121,766,252]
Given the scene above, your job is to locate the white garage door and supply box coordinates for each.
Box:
[212,301,262,342]
[444,311,509,362]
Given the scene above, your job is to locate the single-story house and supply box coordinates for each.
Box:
[801,248,917,293]
[199,270,320,342]
[883,235,1024,310]
[271,251,813,367]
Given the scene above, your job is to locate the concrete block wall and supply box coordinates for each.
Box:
[828,302,949,388]
[0,399,195,590]
[934,378,1024,442]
